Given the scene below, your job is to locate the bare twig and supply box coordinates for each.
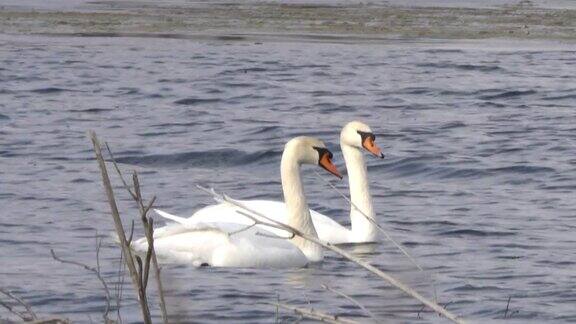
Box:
[142,219,154,291]
[142,197,157,218]
[287,314,304,324]
[94,236,117,323]
[313,170,424,272]
[255,231,296,239]
[104,142,137,200]
[135,256,145,295]
[29,318,72,324]
[90,131,152,324]
[228,222,258,236]
[131,172,168,323]
[199,186,467,324]
[28,317,71,323]
[103,140,168,324]
[0,289,37,321]
[417,304,426,319]
[234,210,290,233]
[115,247,126,324]
[275,294,280,324]
[126,220,135,246]
[95,236,103,277]
[0,299,27,320]
[115,221,133,324]
[275,302,358,324]
[321,285,377,322]
[50,249,112,322]
[504,296,511,318]
[2,291,37,320]
[313,169,440,303]
[439,301,453,316]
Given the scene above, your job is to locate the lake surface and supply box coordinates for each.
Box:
[3,0,576,10]
[1,34,575,323]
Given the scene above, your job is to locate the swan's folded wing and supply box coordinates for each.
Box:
[309,209,351,244]
[188,202,260,225]
[134,222,308,268]
[188,200,294,237]
[132,222,231,264]
[214,223,308,268]
[190,200,350,243]
[170,200,351,244]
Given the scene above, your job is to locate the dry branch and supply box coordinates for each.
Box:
[0,288,70,323]
[0,289,37,321]
[89,131,152,324]
[114,248,126,324]
[313,170,425,272]
[504,296,511,318]
[314,170,440,302]
[275,302,358,324]
[28,318,71,323]
[321,285,377,322]
[49,249,112,322]
[105,142,168,324]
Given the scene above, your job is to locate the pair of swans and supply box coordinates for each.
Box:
[133,121,383,268]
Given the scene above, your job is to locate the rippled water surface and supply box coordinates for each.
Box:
[1,34,576,323]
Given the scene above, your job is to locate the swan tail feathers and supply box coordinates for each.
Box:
[154,208,188,224]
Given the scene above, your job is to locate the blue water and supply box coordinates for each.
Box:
[1,34,575,323]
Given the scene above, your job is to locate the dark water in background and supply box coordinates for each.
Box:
[1,34,576,323]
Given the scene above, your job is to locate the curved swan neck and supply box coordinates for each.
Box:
[341,143,378,242]
[281,147,323,262]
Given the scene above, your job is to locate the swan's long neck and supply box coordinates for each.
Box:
[281,149,323,262]
[341,143,378,242]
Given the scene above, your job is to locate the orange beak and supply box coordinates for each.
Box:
[362,136,384,159]
[319,154,342,179]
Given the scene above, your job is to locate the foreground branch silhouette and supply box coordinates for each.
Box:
[274,302,358,324]
[0,288,70,323]
[104,143,168,324]
[90,131,168,324]
[50,247,113,323]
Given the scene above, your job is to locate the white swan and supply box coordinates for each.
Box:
[132,136,342,268]
[156,121,383,244]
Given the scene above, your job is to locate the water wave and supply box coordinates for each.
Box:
[438,229,515,237]
[479,90,537,100]
[417,62,503,72]
[68,108,114,113]
[174,97,221,105]
[114,149,280,168]
[30,87,70,94]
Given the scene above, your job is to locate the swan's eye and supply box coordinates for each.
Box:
[313,146,333,162]
[357,130,375,142]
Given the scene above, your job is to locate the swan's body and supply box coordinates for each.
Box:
[142,221,308,268]
[132,137,340,268]
[154,201,351,243]
[155,121,383,244]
